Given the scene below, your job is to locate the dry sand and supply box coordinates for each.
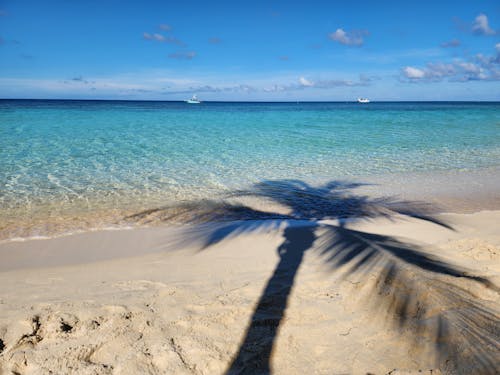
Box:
[0,208,499,374]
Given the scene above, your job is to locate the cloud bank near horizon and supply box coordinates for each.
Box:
[401,43,500,82]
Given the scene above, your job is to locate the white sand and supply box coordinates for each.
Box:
[0,209,499,374]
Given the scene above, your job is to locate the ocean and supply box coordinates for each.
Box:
[1,100,499,239]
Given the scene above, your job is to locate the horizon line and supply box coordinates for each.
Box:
[1,98,500,103]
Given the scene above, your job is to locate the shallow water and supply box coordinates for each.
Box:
[1,100,499,239]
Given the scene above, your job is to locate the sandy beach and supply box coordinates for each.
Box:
[0,177,499,375]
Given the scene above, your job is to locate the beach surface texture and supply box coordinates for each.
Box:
[1,178,499,374]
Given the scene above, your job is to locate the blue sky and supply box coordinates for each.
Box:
[0,0,499,100]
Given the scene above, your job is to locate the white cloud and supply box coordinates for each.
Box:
[299,77,313,87]
[402,64,457,81]
[329,29,349,44]
[143,32,184,46]
[153,33,166,42]
[143,32,163,41]
[403,66,425,79]
[475,44,500,79]
[426,63,456,78]
[457,62,481,74]
[328,28,367,46]
[472,14,496,35]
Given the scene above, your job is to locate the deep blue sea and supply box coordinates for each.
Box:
[1,100,499,238]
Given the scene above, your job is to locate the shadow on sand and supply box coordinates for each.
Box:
[127,180,500,374]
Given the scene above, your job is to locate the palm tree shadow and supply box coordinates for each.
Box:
[127,180,500,374]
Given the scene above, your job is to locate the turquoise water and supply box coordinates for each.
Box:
[1,100,499,238]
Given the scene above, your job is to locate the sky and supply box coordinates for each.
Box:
[0,0,499,101]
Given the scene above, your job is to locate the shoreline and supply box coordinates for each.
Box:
[1,208,499,272]
[1,166,499,243]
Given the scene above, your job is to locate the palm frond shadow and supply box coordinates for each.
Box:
[317,226,499,374]
[129,180,499,374]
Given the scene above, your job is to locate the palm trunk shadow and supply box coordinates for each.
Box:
[225,224,316,375]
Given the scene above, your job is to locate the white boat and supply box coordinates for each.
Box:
[357,98,370,103]
[186,95,201,104]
